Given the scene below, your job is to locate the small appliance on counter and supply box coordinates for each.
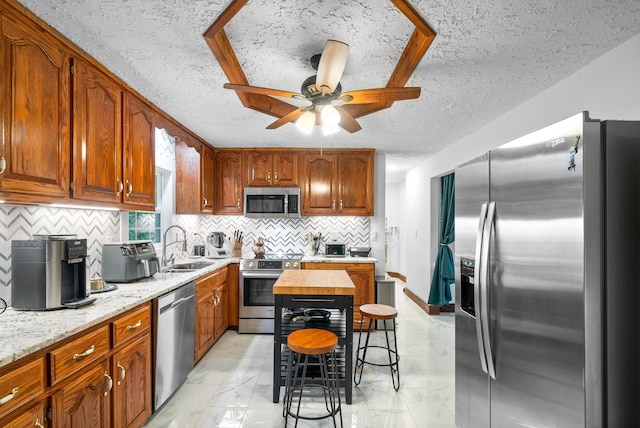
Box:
[206,231,230,258]
[325,243,346,257]
[348,246,371,257]
[11,234,95,310]
[101,241,160,282]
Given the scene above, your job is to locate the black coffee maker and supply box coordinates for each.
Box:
[11,234,96,310]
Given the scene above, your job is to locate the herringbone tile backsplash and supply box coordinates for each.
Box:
[0,205,369,304]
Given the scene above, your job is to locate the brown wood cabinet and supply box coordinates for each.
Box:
[122,93,155,209]
[50,359,112,428]
[214,149,243,215]
[176,139,215,214]
[301,150,374,216]
[301,262,375,322]
[195,267,229,362]
[1,400,47,428]
[72,59,124,204]
[0,14,71,200]
[1,303,152,428]
[245,149,298,187]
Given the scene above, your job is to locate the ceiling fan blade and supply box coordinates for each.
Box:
[339,87,421,104]
[335,106,362,133]
[315,40,349,94]
[223,83,303,99]
[266,108,306,129]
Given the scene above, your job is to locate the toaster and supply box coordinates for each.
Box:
[101,241,160,282]
[348,246,371,257]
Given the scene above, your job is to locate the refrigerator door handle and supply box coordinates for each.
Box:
[474,202,489,375]
[480,201,497,379]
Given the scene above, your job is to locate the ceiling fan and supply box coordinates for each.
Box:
[223,40,422,134]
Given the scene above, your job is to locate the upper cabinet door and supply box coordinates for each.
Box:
[338,151,374,215]
[214,150,243,214]
[302,154,337,215]
[0,16,70,199]
[175,139,201,214]
[245,150,270,187]
[123,94,155,209]
[201,144,215,213]
[72,59,123,203]
[272,151,298,187]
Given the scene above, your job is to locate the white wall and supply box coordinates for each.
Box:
[384,180,406,274]
[401,32,640,303]
[370,152,387,277]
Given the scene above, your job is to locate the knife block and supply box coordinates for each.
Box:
[231,241,243,257]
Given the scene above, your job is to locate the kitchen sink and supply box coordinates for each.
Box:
[163,261,214,272]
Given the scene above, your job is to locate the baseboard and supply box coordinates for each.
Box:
[403,287,454,315]
[386,271,406,282]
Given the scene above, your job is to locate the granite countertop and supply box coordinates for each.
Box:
[0,258,237,369]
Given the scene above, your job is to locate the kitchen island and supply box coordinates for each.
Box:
[272,269,355,404]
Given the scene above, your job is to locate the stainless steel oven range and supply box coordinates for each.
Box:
[238,253,303,333]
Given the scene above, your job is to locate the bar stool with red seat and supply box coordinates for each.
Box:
[354,303,400,391]
[283,328,343,427]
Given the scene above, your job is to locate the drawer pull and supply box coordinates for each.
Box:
[72,344,95,360]
[0,387,18,405]
[103,371,113,396]
[117,362,126,385]
[34,418,44,428]
[126,320,142,331]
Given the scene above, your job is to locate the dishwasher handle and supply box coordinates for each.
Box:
[159,294,195,314]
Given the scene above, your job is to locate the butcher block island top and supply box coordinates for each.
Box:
[273,269,355,295]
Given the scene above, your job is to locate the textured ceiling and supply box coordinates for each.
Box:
[16,0,640,182]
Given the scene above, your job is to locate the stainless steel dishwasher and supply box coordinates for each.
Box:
[153,280,196,410]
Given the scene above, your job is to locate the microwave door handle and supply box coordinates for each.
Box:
[474,203,489,375]
[480,201,497,379]
[284,195,289,216]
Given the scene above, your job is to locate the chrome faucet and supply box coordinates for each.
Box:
[162,225,187,269]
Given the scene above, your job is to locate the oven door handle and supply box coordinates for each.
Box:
[240,272,283,279]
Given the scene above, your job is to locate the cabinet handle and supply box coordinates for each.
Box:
[267,172,271,181]
[0,156,6,174]
[117,362,126,385]
[126,180,133,196]
[72,344,95,360]
[203,197,208,207]
[126,320,142,331]
[0,387,18,406]
[274,172,278,182]
[332,200,336,210]
[103,371,113,396]
[237,199,241,208]
[340,200,343,210]
[116,178,124,195]
[34,418,44,428]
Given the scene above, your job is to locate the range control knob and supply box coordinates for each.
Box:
[284,261,291,269]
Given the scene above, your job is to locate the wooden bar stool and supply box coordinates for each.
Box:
[354,303,400,391]
[283,328,343,428]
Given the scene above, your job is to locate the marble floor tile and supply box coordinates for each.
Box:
[145,278,456,428]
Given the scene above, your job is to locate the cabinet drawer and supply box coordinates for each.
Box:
[112,303,151,348]
[197,268,228,295]
[49,325,109,386]
[0,357,45,420]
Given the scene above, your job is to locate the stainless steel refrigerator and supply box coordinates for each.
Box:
[455,112,640,428]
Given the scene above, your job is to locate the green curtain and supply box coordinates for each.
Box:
[428,173,455,306]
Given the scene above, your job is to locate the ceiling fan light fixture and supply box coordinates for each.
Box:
[316,40,349,93]
[295,110,315,134]
[321,104,341,128]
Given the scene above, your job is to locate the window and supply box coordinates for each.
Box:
[128,211,161,243]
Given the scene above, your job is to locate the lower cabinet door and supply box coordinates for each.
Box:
[195,293,215,362]
[1,400,47,428]
[51,359,111,428]
[113,335,152,428]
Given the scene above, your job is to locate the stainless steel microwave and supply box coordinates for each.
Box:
[244,187,301,218]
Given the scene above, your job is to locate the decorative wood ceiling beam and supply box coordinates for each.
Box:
[203,0,437,126]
